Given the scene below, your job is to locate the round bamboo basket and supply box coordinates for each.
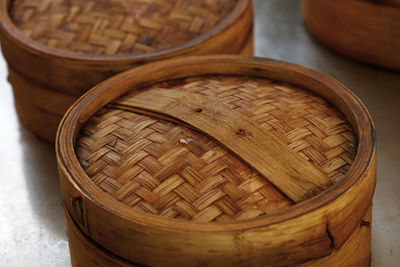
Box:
[0,0,253,143]
[57,55,376,267]
[301,0,400,71]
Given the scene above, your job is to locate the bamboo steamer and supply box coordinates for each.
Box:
[301,0,400,71]
[0,0,253,143]
[57,56,376,267]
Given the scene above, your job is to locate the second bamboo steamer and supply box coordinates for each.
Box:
[0,0,253,143]
[301,0,400,71]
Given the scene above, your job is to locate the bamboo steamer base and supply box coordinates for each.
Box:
[65,205,372,267]
[65,208,135,267]
[8,36,253,143]
[9,69,76,142]
[298,204,372,267]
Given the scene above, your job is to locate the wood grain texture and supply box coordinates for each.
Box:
[8,68,76,142]
[0,0,253,142]
[57,56,376,266]
[296,204,372,267]
[301,0,400,71]
[65,204,372,267]
[65,208,135,267]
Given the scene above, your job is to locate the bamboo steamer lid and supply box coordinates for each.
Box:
[0,0,253,142]
[57,56,376,266]
[301,0,400,71]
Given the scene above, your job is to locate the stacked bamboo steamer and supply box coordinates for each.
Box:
[0,0,253,143]
[301,0,400,71]
[57,56,376,267]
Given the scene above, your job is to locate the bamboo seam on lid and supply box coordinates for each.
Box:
[115,88,333,203]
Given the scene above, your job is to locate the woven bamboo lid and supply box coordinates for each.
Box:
[57,56,376,266]
[76,74,356,219]
[7,0,246,58]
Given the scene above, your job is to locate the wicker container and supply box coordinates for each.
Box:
[301,0,400,71]
[0,0,253,143]
[57,56,376,267]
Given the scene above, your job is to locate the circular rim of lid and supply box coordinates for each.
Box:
[56,55,375,232]
[0,0,251,64]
